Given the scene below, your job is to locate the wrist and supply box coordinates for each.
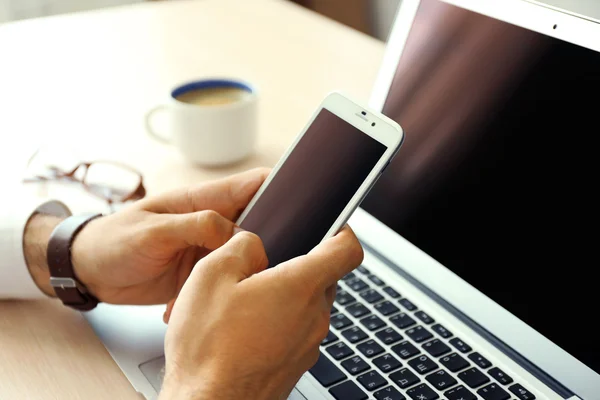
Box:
[23,213,65,297]
[158,372,214,400]
[158,363,279,400]
[69,217,102,297]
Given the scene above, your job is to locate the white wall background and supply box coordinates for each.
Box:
[539,0,600,20]
[371,0,402,41]
[0,0,142,22]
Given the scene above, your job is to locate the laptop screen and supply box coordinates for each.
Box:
[362,0,600,374]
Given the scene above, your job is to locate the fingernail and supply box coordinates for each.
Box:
[233,226,245,235]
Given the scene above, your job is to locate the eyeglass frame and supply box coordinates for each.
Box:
[22,160,147,205]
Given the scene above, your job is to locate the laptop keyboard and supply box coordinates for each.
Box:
[309,266,537,400]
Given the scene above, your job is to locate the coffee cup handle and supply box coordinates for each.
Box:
[145,105,170,143]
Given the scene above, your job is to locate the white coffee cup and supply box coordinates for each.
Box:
[145,78,258,166]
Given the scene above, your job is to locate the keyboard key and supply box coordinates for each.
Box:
[331,306,338,315]
[408,354,438,375]
[440,353,470,372]
[375,386,405,400]
[326,342,355,360]
[357,265,370,274]
[375,301,400,316]
[329,380,368,400]
[406,326,433,343]
[406,383,439,400]
[414,311,435,324]
[357,339,385,358]
[422,339,451,357]
[342,272,356,281]
[331,313,353,330]
[342,326,369,344]
[368,275,386,286]
[431,323,453,338]
[321,331,338,346]
[373,353,402,373]
[337,284,342,292]
[445,385,476,400]
[361,289,383,304]
[347,278,370,292]
[458,367,491,388]
[509,383,536,400]
[347,303,371,318]
[358,370,387,391]
[382,286,401,298]
[360,315,386,331]
[390,313,416,329]
[426,369,457,391]
[449,337,472,353]
[468,352,492,368]
[376,327,403,345]
[341,355,371,375]
[392,341,420,359]
[399,298,417,311]
[309,352,346,387]
[488,367,513,385]
[390,368,420,389]
[478,383,510,400]
[336,291,356,306]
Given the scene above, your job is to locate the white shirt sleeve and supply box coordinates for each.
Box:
[0,186,71,299]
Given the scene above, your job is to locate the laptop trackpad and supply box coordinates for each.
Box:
[140,356,307,400]
[288,388,307,400]
[139,356,165,392]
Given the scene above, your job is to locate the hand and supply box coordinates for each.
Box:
[57,168,269,308]
[158,226,363,400]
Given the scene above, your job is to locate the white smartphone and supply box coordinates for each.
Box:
[236,91,404,267]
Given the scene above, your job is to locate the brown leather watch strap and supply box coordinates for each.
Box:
[47,213,103,311]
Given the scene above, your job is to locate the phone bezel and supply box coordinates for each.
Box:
[235,91,404,242]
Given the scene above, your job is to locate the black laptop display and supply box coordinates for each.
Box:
[362,0,600,374]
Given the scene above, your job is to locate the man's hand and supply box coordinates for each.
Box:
[159,227,363,400]
[25,168,269,313]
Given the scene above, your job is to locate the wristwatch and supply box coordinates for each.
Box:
[47,213,103,311]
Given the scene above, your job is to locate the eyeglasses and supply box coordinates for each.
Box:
[23,159,146,206]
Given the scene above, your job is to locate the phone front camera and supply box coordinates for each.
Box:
[371,122,376,127]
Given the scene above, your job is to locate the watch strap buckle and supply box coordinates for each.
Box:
[50,277,78,290]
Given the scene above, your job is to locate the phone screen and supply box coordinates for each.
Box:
[240,108,387,268]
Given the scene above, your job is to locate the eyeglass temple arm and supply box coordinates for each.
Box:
[121,180,147,202]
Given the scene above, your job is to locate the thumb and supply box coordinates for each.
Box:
[164,230,268,324]
[155,210,237,252]
[196,230,270,281]
[277,225,363,290]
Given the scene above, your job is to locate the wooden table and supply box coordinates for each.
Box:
[0,0,385,398]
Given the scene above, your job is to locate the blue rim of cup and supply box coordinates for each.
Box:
[171,79,255,103]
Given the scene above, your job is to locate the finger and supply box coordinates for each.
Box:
[190,230,269,283]
[279,225,363,290]
[308,225,364,286]
[156,210,237,251]
[141,168,270,218]
[163,298,176,323]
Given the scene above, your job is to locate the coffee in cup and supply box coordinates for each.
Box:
[174,86,252,107]
[145,78,257,166]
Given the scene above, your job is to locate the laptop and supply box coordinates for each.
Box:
[84,0,600,399]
